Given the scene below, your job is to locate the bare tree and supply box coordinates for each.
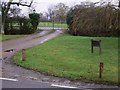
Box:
[1,0,33,34]
[54,3,69,23]
[45,12,49,21]
[47,5,54,21]
[9,6,22,17]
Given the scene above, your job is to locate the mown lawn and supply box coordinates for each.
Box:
[39,22,67,28]
[13,34,118,84]
[0,34,28,41]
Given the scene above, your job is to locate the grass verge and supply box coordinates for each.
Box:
[13,34,118,85]
[0,35,29,41]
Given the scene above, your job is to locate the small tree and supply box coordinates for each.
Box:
[29,12,40,30]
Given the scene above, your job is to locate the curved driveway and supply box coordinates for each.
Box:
[1,30,118,89]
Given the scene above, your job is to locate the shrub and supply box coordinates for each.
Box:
[67,5,120,37]
[29,13,40,30]
[21,19,34,34]
[4,18,34,35]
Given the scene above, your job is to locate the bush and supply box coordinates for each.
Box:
[29,13,40,30]
[4,18,34,35]
[21,19,34,34]
[66,5,120,37]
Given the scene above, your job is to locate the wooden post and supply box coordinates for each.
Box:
[22,49,26,61]
[99,62,104,79]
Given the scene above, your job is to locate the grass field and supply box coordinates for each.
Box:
[0,35,28,41]
[13,34,118,84]
[39,22,67,28]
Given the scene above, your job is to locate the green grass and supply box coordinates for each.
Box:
[13,34,118,84]
[0,34,29,41]
[39,22,67,28]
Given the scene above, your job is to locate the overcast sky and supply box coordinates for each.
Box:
[9,0,119,16]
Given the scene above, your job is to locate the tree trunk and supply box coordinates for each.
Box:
[1,1,11,34]
[1,24,5,34]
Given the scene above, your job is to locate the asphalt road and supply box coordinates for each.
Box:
[38,27,67,30]
[1,79,81,89]
[1,79,119,90]
[2,79,52,88]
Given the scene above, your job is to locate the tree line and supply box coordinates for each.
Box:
[39,3,69,24]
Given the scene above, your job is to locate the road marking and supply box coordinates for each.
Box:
[51,84,77,89]
[0,77,18,82]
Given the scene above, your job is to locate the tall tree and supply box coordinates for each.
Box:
[53,3,69,23]
[1,0,33,34]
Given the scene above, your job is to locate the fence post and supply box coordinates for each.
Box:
[99,62,104,79]
[22,49,26,61]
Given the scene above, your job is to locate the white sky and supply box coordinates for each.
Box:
[20,0,90,15]
[3,0,119,16]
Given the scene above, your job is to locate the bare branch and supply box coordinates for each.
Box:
[10,0,33,7]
